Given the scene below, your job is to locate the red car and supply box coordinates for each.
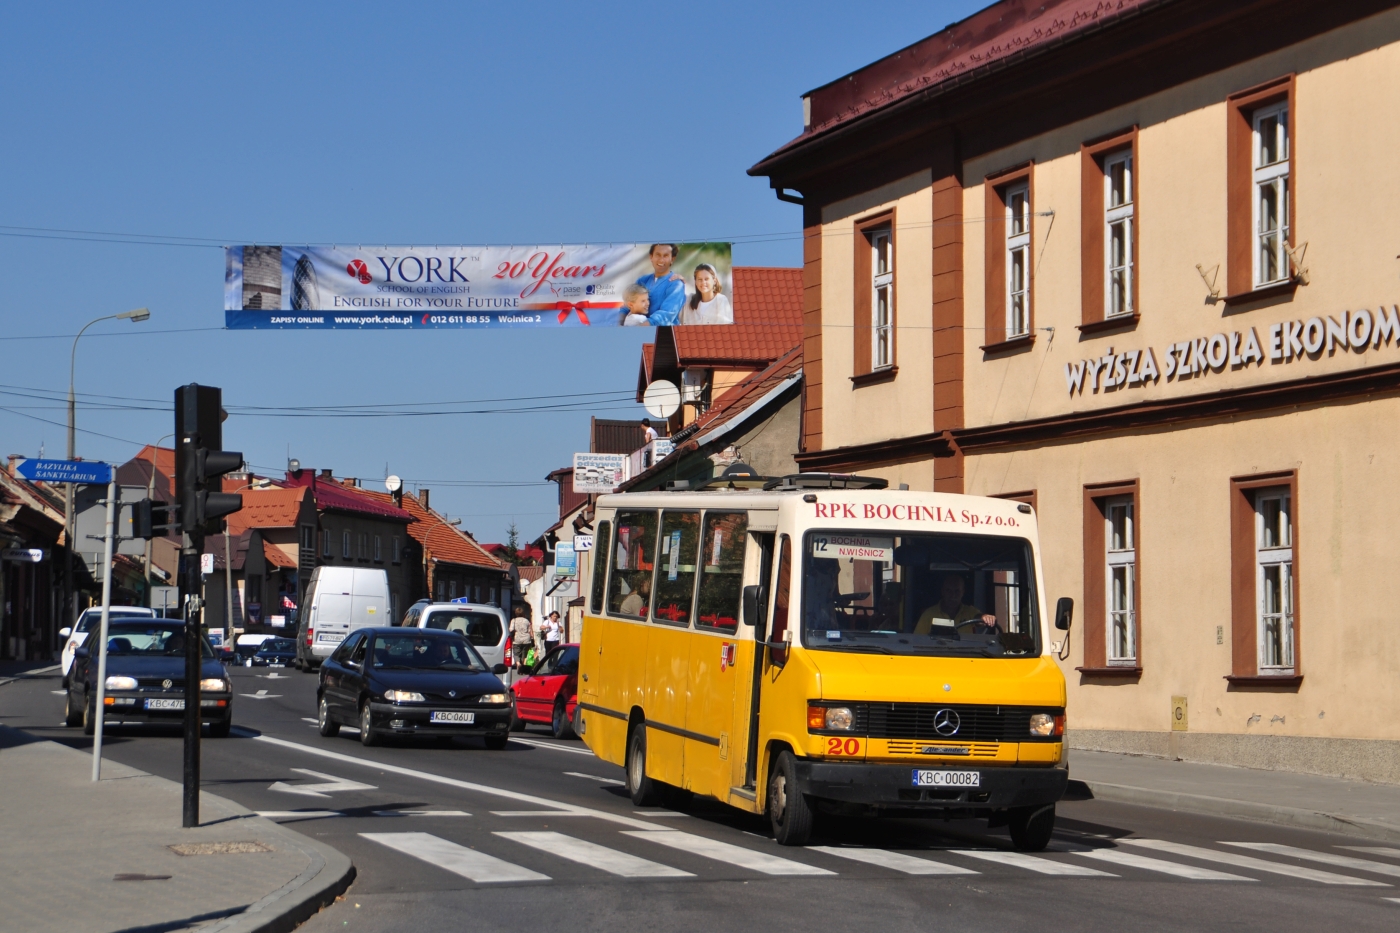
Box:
[510,643,579,739]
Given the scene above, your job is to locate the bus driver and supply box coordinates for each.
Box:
[914,574,998,635]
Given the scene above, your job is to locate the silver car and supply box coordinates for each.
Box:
[401,601,512,685]
[59,607,156,683]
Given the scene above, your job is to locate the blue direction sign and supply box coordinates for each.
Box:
[15,459,112,485]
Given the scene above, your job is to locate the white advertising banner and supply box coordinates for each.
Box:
[573,453,629,493]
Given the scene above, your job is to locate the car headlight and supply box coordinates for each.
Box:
[479,693,508,705]
[104,676,137,691]
[384,689,425,703]
[1029,712,1064,736]
[200,678,229,692]
[806,705,853,731]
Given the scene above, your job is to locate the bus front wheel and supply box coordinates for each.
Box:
[1008,804,1055,851]
[626,727,663,807]
[768,750,814,846]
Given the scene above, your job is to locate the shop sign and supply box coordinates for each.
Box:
[1065,305,1400,396]
[555,543,577,578]
[573,453,628,493]
[1,548,45,563]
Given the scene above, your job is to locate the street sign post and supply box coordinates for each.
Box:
[15,459,112,486]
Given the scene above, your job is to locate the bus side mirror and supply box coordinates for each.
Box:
[1054,597,1074,631]
[743,585,767,636]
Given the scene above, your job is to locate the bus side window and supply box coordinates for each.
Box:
[769,534,792,667]
[654,511,701,626]
[695,511,747,634]
[589,520,612,614]
[607,510,658,620]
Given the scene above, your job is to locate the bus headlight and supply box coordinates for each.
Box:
[824,707,854,731]
[1029,713,1065,736]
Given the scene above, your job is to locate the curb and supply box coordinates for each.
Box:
[1082,779,1400,845]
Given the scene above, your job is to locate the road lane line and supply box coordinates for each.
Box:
[496,831,693,878]
[1120,839,1389,886]
[1075,848,1254,880]
[1224,843,1400,878]
[257,810,340,820]
[809,846,978,875]
[623,830,835,876]
[361,832,549,883]
[951,850,1116,876]
[564,771,624,786]
[634,811,688,817]
[509,737,595,756]
[491,811,592,817]
[370,810,470,817]
[1342,847,1400,859]
[237,728,664,831]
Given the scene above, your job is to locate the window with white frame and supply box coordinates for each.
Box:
[1255,488,1294,672]
[300,525,315,551]
[392,535,401,564]
[1104,496,1137,664]
[322,528,331,559]
[870,227,893,370]
[341,530,351,559]
[1005,184,1031,337]
[1252,103,1290,287]
[1103,150,1134,317]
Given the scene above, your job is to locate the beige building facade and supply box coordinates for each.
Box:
[753,0,1400,781]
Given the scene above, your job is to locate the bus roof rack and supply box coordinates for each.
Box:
[688,462,771,491]
[762,473,890,491]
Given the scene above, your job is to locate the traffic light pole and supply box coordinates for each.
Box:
[180,519,203,828]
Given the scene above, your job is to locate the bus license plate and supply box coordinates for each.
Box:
[147,698,185,710]
[430,711,475,724]
[912,769,979,788]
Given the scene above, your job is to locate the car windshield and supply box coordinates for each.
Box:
[801,531,1040,658]
[259,638,294,652]
[103,623,214,658]
[77,610,152,633]
[423,610,503,647]
[371,634,486,672]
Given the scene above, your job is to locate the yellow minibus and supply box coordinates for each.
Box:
[577,472,1074,849]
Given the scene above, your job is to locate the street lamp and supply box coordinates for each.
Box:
[63,309,151,634]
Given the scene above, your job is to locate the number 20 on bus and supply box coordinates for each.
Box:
[826,736,863,756]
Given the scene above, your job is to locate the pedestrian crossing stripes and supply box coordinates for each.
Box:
[1342,846,1400,859]
[361,832,550,883]
[622,830,836,876]
[1073,848,1255,881]
[1121,839,1390,886]
[496,831,694,878]
[952,850,1115,877]
[807,846,977,875]
[1224,843,1400,878]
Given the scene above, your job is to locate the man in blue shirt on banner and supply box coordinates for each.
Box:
[637,244,686,326]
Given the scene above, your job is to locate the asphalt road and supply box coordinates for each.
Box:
[4,665,1399,933]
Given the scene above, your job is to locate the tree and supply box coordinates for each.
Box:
[502,521,522,565]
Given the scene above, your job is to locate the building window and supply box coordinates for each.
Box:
[1004,183,1031,339]
[436,578,446,600]
[1104,496,1136,665]
[1103,151,1134,317]
[1253,103,1290,287]
[374,535,382,562]
[449,580,457,600]
[391,593,400,626]
[358,533,368,560]
[852,212,895,379]
[392,536,401,564]
[1254,488,1294,672]
[341,531,351,559]
[300,525,315,551]
[322,529,332,559]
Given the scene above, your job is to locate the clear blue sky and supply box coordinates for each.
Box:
[0,0,984,543]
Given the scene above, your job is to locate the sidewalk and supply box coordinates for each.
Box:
[0,725,354,933]
[1071,748,1400,842]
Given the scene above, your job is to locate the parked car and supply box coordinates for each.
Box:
[316,627,511,748]
[509,643,579,739]
[231,633,276,666]
[296,567,389,671]
[251,636,297,667]
[65,619,233,737]
[401,601,512,685]
[59,607,156,684]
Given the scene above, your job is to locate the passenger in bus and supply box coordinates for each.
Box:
[619,574,651,617]
[914,574,998,634]
[869,581,904,631]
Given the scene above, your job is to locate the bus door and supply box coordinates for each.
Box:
[732,525,774,796]
[644,509,699,788]
[677,511,751,798]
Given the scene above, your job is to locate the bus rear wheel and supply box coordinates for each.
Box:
[768,750,814,846]
[626,727,662,807]
[1008,804,1055,851]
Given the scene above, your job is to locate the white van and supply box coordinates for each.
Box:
[297,567,389,670]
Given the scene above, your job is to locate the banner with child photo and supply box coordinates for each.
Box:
[224,242,732,329]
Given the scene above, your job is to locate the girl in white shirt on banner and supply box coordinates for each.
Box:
[680,263,733,325]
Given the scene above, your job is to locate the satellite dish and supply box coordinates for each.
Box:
[642,380,681,419]
[385,475,403,493]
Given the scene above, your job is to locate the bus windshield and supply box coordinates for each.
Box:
[801,531,1040,658]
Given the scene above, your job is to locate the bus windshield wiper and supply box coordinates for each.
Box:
[831,643,893,654]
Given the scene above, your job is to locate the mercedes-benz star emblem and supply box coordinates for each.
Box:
[933,708,961,736]
[162,679,173,689]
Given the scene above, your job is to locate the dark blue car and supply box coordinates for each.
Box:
[65,619,233,737]
[317,627,512,747]
[251,636,297,667]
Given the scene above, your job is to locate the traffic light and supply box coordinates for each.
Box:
[129,498,178,539]
[174,384,244,536]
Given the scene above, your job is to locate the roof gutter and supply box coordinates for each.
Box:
[694,370,803,448]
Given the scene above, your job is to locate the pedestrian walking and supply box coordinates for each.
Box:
[543,611,563,655]
[509,605,534,669]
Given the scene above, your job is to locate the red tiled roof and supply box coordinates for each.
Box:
[262,541,298,569]
[226,486,308,534]
[281,474,414,522]
[756,0,1156,165]
[357,488,505,572]
[669,267,802,366]
[134,445,176,479]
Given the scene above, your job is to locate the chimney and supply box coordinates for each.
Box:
[392,488,403,508]
[348,478,359,488]
[320,469,334,480]
[419,488,430,509]
[7,454,21,475]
